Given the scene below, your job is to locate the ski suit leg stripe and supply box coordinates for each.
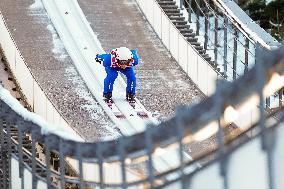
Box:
[104,67,118,93]
[121,67,136,94]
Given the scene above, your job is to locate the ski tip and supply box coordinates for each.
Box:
[115,114,126,119]
[137,111,149,118]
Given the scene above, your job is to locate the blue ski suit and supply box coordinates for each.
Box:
[97,50,139,95]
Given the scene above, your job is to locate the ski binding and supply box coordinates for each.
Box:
[128,100,148,118]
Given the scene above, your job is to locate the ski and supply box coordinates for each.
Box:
[104,99,125,119]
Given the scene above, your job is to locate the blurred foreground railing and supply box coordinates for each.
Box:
[0,44,283,188]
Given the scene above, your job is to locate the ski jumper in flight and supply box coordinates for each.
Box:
[95,47,139,103]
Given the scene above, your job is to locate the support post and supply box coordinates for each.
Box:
[188,0,192,23]
[245,37,249,74]
[223,17,228,77]
[204,13,209,50]
[180,0,184,10]
[233,28,238,80]
[196,0,200,36]
[214,15,219,63]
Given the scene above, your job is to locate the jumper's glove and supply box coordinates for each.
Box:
[95,54,102,64]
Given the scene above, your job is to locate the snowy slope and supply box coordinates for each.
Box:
[40,0,199,176]
[41,0,158,136]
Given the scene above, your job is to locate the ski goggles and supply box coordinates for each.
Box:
[117,59,131,66]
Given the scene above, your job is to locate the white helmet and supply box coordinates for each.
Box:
[114,47,133,63]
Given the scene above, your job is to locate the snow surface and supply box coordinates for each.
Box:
[30,0,67,60]
[29,0,119,140]
[38,0,200,175]
[0,85,83,142]
[46,24,68,60]
[65,67,120,139]
[41,0,158,136]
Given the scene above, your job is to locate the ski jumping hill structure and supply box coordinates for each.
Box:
[0,0,283,188]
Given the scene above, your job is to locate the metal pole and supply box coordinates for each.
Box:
[78,145,84,189]
[0,119,8,189]
[146,128,154,188]
[188,0,192,23]
[59,141,66,189]
[279,89,283,107]
[244,38,249,74]
[233,28,238,80]
[180,0,184,10]
[17,127,25,189]
[7,121,12,189]
[31,130,38,189]
[214,15,219,63]
[266,97,271,110]
[44,137,52,188]
[97,143,105,189]
[118,138,127,189]
[176,115,186,189]
[255,44,275,189]
[266,131,276,189]
[223,16,228,77]
[196,0,200,36]
[216,80,228,189]
[204,13,209,50]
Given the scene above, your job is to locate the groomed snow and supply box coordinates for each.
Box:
[28,0,119,140]
[41,0,158,136]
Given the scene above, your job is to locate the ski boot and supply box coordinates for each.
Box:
[103,92,113,106]
[126,92,136,107]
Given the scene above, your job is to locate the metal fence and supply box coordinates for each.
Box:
[140,0,283,110]
[179,0,279,79]
[1,45,283,188]
[180,0,283,109]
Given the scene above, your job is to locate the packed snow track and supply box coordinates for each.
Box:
[41,0,158,135]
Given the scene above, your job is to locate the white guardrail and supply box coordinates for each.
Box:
[136,0,220,96]
[0,13,81,138]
